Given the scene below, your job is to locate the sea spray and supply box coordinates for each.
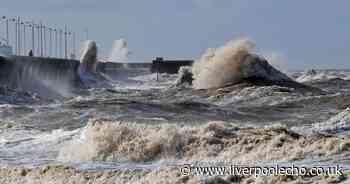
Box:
[108,39,130,62]
[192,38,255,89]
[263,52,288,73]
[192,38,292,89]
[174,66,193,86]
[79,40,98,74]
[78,41,111,88]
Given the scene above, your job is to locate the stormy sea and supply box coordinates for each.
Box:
[0,39,350,184]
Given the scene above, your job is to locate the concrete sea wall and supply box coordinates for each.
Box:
[0,56,81,98]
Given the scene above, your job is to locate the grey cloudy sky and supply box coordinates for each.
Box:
[1,0,349,69]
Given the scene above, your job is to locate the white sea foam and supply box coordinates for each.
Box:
[58,119,350,165]
[0,127,79,166]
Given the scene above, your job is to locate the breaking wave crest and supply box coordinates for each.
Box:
[58,119,350,164]
[192,38,255,89]
[191,38,293,90]
[78,41,111,88]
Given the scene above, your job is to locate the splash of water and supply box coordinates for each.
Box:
[108,39,130,62]
[79,40,98,74]
[192,38,255,89]
[192,38,294,89]
[78,40,111,88]
[263,52,288,73]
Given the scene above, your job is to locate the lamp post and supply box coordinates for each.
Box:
[40,22,43,57]
[72,31,76,59]
[54,29,58,58]
[48,28,52,57]
[29,22,35,55]
[36,24,40,56]
[21,22,26,55]
[22,21,34,56]
[64,25,68,59]
[17,17,21,55]
[9,17,18,55]
[0,16,9,45]
[43,25,47,57]
[5,18,9,45]
[66,31,72,59]
[13,18,17,55]
[59,29,63,58]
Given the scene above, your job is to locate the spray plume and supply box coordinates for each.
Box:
[109,39,130,62]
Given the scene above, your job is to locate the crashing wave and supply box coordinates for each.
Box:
[192,39,293,89]
[58,119,350,164]
[78,41,111,88]
[108,39,130,62]
[174,66,193,87]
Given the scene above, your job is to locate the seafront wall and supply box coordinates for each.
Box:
[0,56,81,98]
[0,55,194,97]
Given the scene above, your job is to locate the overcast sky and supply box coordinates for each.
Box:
[1,0,349,69]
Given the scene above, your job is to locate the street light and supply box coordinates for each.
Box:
[40,22,43,57]
[27,22,36,55]
[0,16,9,45]
[35,24,40,56]
[67,31,72,59]
[54,28,58,58]
[5,17,9,46]
[10,18,18,55]
[58,29,63,58]
[64,25,68,59]
[43,25,47,57]
[48,28,52,57]
[17,17,21,55]
[72,31,76,59]
[22,21,35,56]
[21,22,26,55]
